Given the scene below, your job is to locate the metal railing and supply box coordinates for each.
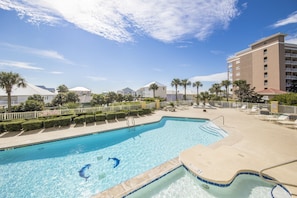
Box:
[259,159,297,196]
[211,115,224,125]
[126,116,135,130]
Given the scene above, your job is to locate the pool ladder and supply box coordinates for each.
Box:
[126,116,135,131]
[259,159,297,197]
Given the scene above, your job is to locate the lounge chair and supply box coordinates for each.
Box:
[247,106,259,114]
[277,119,297,125]
[261,115,289,122]
[240,105,247,111]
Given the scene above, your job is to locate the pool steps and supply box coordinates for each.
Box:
[199,122,227,137]
[271,185,291,198]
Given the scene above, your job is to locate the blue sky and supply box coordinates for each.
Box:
[0,0,297,94]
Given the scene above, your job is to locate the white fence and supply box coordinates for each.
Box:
[1,101,296,121]
[0,104,144,121]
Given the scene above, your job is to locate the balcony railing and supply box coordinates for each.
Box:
[285,68,297,72]
[286,75,297,80]
[285,53,297,57]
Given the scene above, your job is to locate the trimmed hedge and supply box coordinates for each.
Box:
[129,109,142,116]
[85,115,95,124]
[74,116,85,125]
[57,116,72,127]
[95,114,106,121]
[0,108,154,132]
[115,112,126,119]
[106,112,116,120]
[4,120,24,132]
[43,116,72,128]
[44,119,57,128]
[143,108,152,114]
[0,123,5,133]
[22,120,43,131]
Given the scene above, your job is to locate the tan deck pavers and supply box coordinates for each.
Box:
[0,107,296,197]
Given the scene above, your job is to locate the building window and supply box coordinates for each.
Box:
[263,49,267,55]
[264,72,268,78]
[264,64,268,70]
[264,57,267,62]
[264,80,268,86]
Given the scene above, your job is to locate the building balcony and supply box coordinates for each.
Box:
[285,60,297,65]
[285,53,297,57]
[285,68,297,72]
[286,75,297,80]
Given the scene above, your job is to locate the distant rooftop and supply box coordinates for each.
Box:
[69,87,91,92]
[143,81,166,87]
[0,83,56,96]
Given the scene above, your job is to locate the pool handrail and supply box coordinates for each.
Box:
[211,115,224,125]
[259,159,297,196]
[126,116,135,130]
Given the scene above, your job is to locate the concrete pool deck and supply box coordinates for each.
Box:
[0,107,296,197]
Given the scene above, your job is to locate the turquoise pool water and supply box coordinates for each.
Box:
[126,166,278,198]
[0,117,226,198]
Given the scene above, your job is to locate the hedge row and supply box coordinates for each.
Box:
[0,116,73,132]
[0,109,152,133]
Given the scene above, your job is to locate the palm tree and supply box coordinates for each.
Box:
[149,83,159,98]
[192,81,203,104]
[0,71,26,112]
[57,84,68,93]
[221,80,231,101]
[210,83,222,98]
[200,91,211,106]
[171,78,181,101]
[181,79,191,100]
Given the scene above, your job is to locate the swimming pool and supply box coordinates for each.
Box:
[125,166,289,198]
[0,117,226,198]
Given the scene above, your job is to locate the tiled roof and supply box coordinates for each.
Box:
[257,88,287,95]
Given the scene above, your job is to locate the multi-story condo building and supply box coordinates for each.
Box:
[227,33,297,93]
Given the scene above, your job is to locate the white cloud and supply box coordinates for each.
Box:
[0,42,70,63]
[0,0,239,43]
[50,71,63,74]
[0,60,44,70]
[286,34,297,44]
[86,76,107,81]
[272,11,297,28]
[210,50,224,55]
[189,72,228,82]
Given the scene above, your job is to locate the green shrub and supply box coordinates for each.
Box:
[0,123,5,133]
[106,112,116,120]
[95,114,106,121]
[137,109,144,116]
[43,119,57,128]
[129,110,140,116]
[142,108,152,114]
[4,121,24,132]
[116,112,126,119]
[57,116,72,127]
[22,120,43,131]
[85,115,95,124]
[74,116,85,125]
